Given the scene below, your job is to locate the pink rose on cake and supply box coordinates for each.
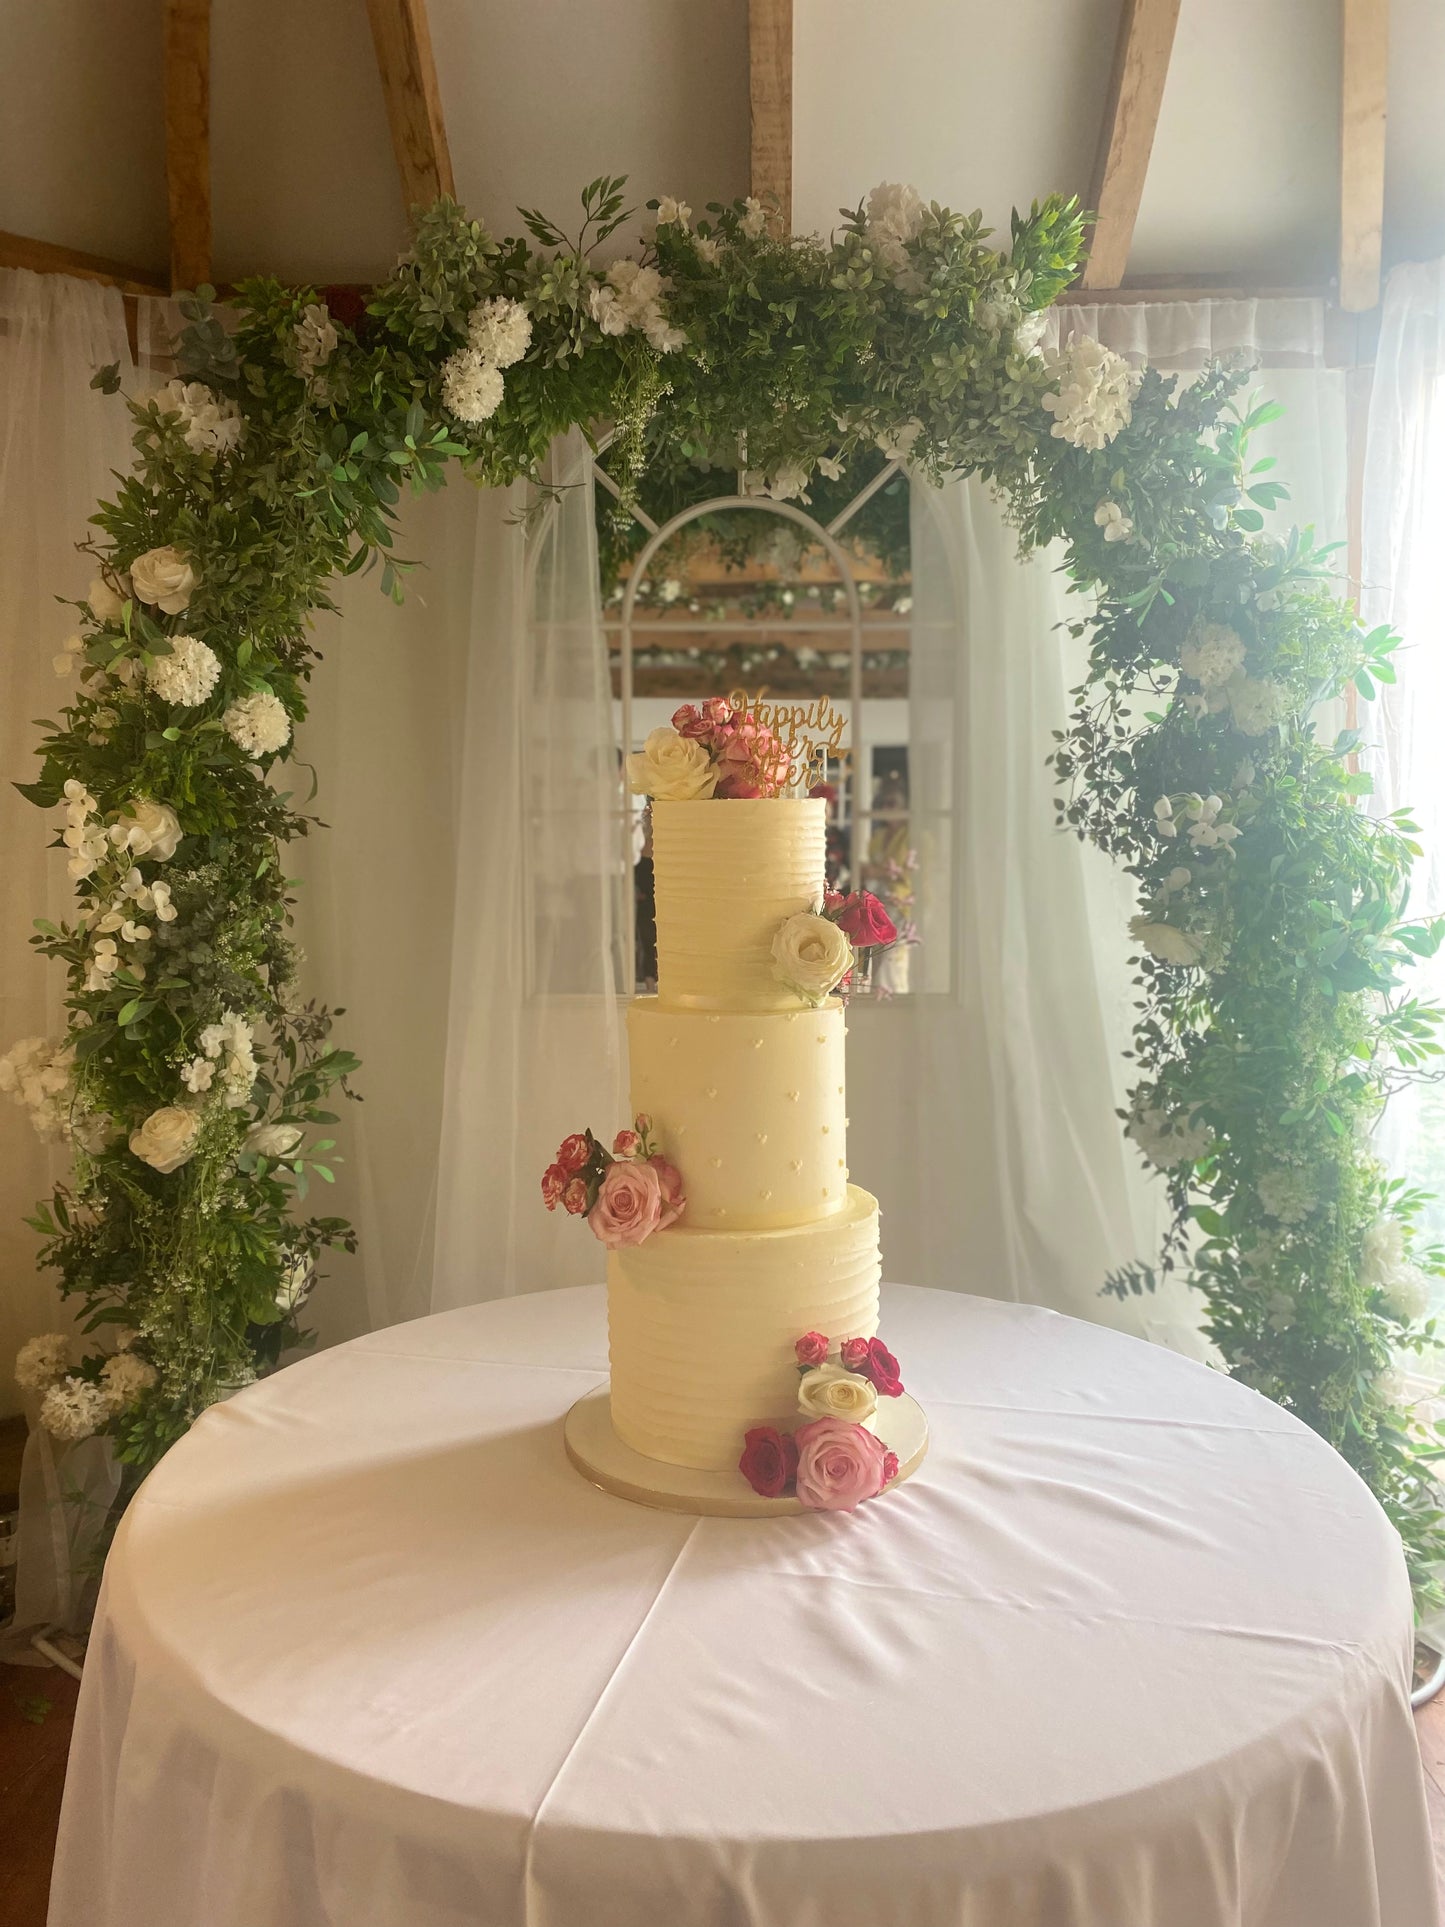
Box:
[612,1128,641,1157]
[794,1417,889,1511]
[794,1330,829,1366]
[543,1115,685,1245]
[650,1155,686,1231]
[588,1159,664,1247]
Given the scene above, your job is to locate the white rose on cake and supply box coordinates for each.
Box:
[798,1363,878,1422]
[626,726,718,801]
[772,910,853,1004]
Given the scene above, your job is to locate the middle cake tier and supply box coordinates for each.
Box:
[628,997,847,1231]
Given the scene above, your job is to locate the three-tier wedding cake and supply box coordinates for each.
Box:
[552,698,927,1515]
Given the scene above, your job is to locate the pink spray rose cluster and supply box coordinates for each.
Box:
[541,1114,685,1248]
[737,1329,907,1508]
[669,699,794,799]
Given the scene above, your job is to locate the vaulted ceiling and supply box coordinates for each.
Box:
[2,0,1441,300]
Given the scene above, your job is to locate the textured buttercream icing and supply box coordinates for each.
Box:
[652,798,825,1009]
[608,1187,882,1468]
[628,999,847,1231]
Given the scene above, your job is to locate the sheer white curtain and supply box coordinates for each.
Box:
[0,271,136,1416]
[1359,258,1445,1247]
[883,298,1346,1344]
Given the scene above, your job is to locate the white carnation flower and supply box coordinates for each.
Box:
[1179,622,1246,690]
[15,1333,72,1397]
[101,1351,158,1411]
[1128,916,1205,967]
[223,690,291,757]
[158,379,245,457]
[466,296,532,369]
[39,1376,113,1443]
[1040,337,1142,450]
[441,348,505,424]
[294,302,338,376]
[146,634,221,707]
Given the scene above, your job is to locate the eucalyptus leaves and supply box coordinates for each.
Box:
[5,177,1442,1598]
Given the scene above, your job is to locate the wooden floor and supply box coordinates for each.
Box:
[4,1669,1445,1923]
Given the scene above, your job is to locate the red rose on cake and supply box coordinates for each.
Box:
[839,1335,904,1396]
[556,1132,592,1175]
[828,891,898,949]
[739,1426,800,1498]
[794,1417,889,1511]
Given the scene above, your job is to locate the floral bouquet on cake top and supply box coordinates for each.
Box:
[542,1114,686,1248]
[739,1329,906,1509]
[770,891,899,1006]
[626,699,794,801]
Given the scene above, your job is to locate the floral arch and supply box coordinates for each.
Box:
[6,180,1444,1591]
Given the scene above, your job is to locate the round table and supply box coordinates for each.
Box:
[50,1285,1436,1927]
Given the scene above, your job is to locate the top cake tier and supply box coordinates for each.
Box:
[652,798,824,1010]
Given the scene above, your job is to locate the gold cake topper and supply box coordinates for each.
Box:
[728,688,849,786]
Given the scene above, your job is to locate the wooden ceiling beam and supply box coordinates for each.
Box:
[1339,0,1389,312]
[0,230,167,298]
[365,0,455,217]
[1081,0,1182,290]
[748,0,793,235]
[164,0,213,292]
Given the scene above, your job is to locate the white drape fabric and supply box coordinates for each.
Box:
[891,300,1346,1346]
[50,1285,1433,1927]
[1359,259,1445,1216]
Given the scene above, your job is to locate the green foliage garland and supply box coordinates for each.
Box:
[6,181,1442,1592]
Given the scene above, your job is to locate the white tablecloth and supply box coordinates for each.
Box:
[50,1285,1436,1927]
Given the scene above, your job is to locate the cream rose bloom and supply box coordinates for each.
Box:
[798,1363,878,1422]
[129,546,198,614]
[772,910,853,1005]
[119,798,183,860]
[129,1105,202,1173]
[245,1121,302,1159]
[626,726,718,801]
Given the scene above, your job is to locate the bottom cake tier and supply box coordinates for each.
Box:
[607,1185,881,1471]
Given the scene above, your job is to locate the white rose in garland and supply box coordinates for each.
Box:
[245,1121,303,1159]
[130,545,198,614]
[1128,916,1206,968]
[626,726,718,801]
[129,1105,202,1174]
[87,573,127,621]
[772,910,854,1004]
[145,634,221,707]
[119,798,183,859]
[798,1362,878,1422]
[223,690,291,757]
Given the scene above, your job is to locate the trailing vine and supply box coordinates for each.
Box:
[5,180,1442,1592]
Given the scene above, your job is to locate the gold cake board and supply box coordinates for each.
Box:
[563,1385,929,1518]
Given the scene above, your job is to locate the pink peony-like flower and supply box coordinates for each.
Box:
[561,1177,590,1216]
[794,1417,888,1511]
[840,1337,869,1372]
[739,1425,799,1497]
[649,1155,686,1230]
[882,1450,901,1484]
[860,1336,904,1397]
[541,1163,568,1210]
[557,1132,592,1175]
[613,1128,641,1157]
[588,1158,664,1248]
[795,1330,829,1366]
[831,891,898,948]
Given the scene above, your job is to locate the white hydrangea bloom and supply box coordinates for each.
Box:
[1360,1217,1407,1284]
[145,634,221,707]
[1040,337,1142,451]
[466,296,532,369]
[441,348,505,424]
[1227,674,1287,737]
[223,690,291,757]
[15,1333,71,1396]
[100,1351,158,1410]
[1383,1264,1431,1323]
[0,1036,76,1140]
[1256,1166,1315,1225]
[197,1010,258,1107]
[864,182,925,276]
[294,302,338,376]
[1179,622,1246,690]
[1128,916,1205,967]
[1126,1102,1212,1169]
[1013,311,1049,358]
[39,1376,113,1443]
[588,260,685,354]
[158,379,245,458]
